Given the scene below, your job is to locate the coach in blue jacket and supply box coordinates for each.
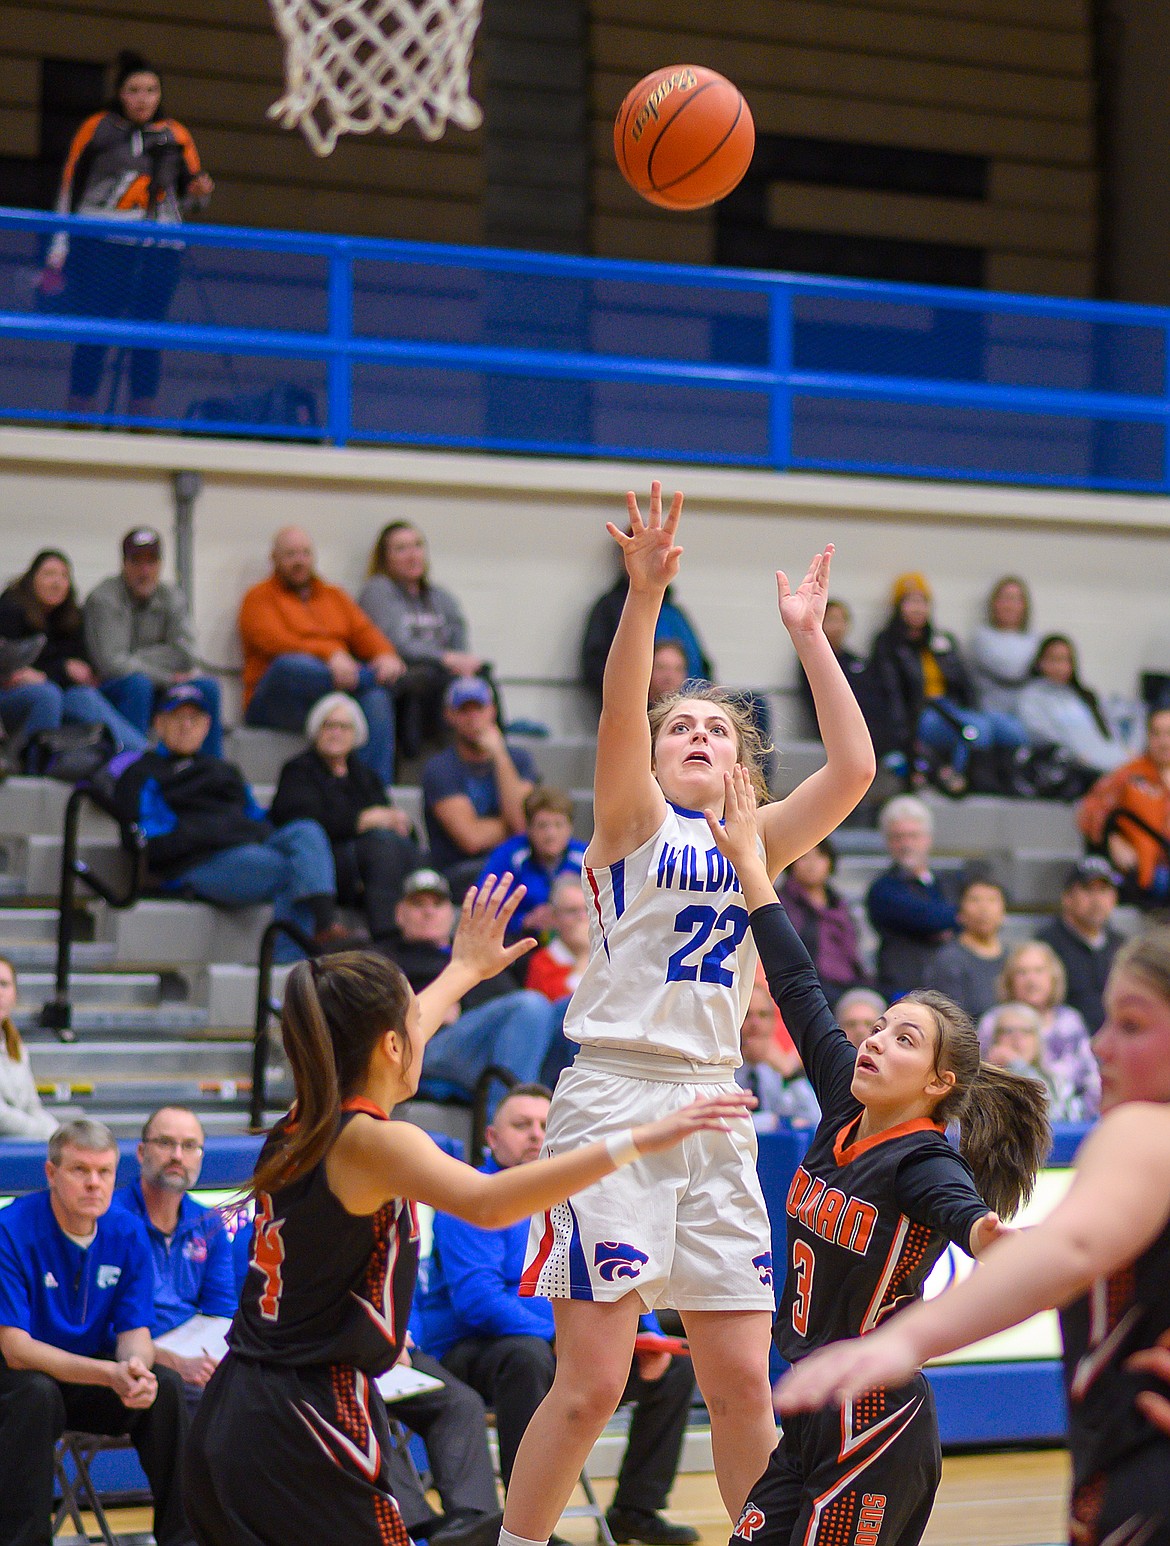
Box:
[417,1084,698,1546]
[0,1118,193,1546]
[112,1105,237,1394]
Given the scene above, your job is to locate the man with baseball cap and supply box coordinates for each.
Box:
[111,681,350,958]
[1038,856,1125,1032]
[421,677,538,896]
[84,527,223,755]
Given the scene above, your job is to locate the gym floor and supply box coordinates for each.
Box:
[84,1448,1070,1546]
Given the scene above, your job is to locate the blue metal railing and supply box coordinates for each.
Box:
[4,205,1170,490]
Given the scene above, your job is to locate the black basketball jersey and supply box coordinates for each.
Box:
[229,1098,419,1375]
[1061,1205,1170,1486]
[749,904,989,1364]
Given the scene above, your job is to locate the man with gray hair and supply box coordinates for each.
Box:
[865,794,960,999]
[0,1118,193,1545]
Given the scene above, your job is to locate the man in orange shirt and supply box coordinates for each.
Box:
[240,527,405,783]
[1079,704,1170,907]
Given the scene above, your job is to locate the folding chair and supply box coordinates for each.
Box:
[484,1412,615,1546]
[53,1432,133,1546]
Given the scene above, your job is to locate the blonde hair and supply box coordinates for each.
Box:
[0,955,19,1062]
[647,682,772,805]
[1110,927,1170,1010]
[998,940,1066,1011]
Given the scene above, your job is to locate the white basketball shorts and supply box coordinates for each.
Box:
[519,1050,776,1313]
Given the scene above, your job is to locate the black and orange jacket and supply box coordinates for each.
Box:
[55,111,204,228]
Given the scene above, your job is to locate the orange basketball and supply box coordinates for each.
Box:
[614,65,755,211]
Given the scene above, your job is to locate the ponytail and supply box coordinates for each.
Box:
[952,1062,1051,1220]
[902,988,1051,1221]
[250,950,412,1198]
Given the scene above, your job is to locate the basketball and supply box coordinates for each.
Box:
[614,65,755,211]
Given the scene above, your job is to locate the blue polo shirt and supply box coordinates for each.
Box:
[110,1181,238,1336]
[0,1190,154,1358]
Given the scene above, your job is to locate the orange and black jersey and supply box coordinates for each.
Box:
[56,111,202,225]
[1062,1205,1170,1490]
[229,1100,419,1376]
[749,903,989,1364]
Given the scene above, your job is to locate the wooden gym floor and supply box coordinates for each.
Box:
[82,1448,1070,1546]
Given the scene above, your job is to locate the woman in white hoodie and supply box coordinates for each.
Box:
[0,956,59,1140]
[1018,634,1133,775]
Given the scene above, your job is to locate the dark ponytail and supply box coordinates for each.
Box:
[251,950,412,1197]
[902,988,1051,1221]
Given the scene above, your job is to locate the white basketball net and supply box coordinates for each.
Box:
[266,0,484,156]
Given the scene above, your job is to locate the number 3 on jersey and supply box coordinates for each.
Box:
[791,1240,815,1337]
[666,904,749,986]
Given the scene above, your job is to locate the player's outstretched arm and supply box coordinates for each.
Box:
[776,1103,1170,1414]
[757,546,875,877]
[415,875,536,1045]
[705,766,774,913]
[590,480,679,864]
[334,1090,755,1221]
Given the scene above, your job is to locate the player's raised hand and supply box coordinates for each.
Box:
[631,1090,757,1157]
[451,873,537,981]
[607,479,684,594]
[777,546,833,640]
[773,1325,921,1414]
[1127,1329,1170,1434]
[968,1211,1016,1257]
[705,765,759,869]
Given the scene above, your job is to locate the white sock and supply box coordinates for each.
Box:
[499,1529,548,1546]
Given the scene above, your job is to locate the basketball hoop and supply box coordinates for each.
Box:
[266,0,484,156]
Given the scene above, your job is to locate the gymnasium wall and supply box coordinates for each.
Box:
[0,0,1101,295]
[0,425,1167,735]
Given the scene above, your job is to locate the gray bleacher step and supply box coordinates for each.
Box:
[0,906,67,942]
[97,899,271,966]
[14,971,164,1009]
[772,739,826,797]
[14,1004,210,1035]
[20,831,127,896]
[0,776,69,837]
[225,726,305,785]
[0,939,116,971]
[28,1038,252,1079]
[510,734,596,791]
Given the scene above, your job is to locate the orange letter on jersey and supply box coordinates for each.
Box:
[252,1192,287,1322]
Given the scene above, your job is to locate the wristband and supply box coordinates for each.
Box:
[605,1129,641,1168]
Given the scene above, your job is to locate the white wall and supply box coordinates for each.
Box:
[1,427,1168,732]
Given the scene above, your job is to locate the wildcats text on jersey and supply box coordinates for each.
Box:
[787,1165,879,1256]
[655,841,743,894]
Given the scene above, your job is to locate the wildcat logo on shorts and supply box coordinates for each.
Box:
[733,1504,765,1541]
[752,1251,774,1288]
[594,1241,649,1281]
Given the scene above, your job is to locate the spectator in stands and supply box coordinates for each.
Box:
[735,979,819,1131]
[581,562,710,709]
[867,572,1025,796]
[969,576,1040,718]
[1078,705,1170,908]
[977,941,1100,1120]
[43,50,213,419]
[924,875,1008,1020]
[358,521,491,760]
[114,682,351,958]
[777,838,868,1009]
[865,794,959,999]
[835,986,887,1049]
[980,1001,1075,1111]
[797,598,868,735]
[422,677,538,896]
[419,1084,700,1545]
[85,526,223,755]
[525,875,591,1004]
[0,1118,191,1546]
[1038,857,1125,1032]
[270,693,420,942]
[1018,634,1133,776]
[111,1106,234,1398]
[0,955,62,1140]
[478,786,587,939]
[385,868,559,1102]
[240,526,405,784]
[0,550,147,754]
[648,640,689,707]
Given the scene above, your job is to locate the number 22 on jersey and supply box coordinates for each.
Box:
[665,903,749,986]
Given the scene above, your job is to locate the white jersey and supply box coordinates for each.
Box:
[567,803,760,1066]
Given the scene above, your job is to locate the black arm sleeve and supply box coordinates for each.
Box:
[894,1145,989,1257]
[749,902,858,1118]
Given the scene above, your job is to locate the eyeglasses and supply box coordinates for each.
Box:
[144,1138,204,1156]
